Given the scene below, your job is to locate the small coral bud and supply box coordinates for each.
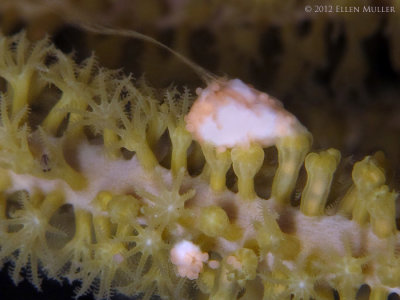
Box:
[199,206,230,238]
[170,240,209,280]
[272,133,312,204]
[368,185,397,238]
[201,143,231,192]
[225,248,258,287]
[231,144,264,200]
[300,148,341,216]
[208,260,220,269]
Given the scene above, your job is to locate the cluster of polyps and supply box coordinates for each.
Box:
[0,32,398,300]
[185,78,313,203]
[180,78,399,299]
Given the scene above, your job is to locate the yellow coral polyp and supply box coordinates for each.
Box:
[368,185,397,238]
[300,148,341,216]
[272,133,312,204]
[198,205,230,237]
[339,155,385,215]
[0,31,52,117]
[231,143,264,200]
[0,31,399,300]
[41,53,97,136]
[165,88,193,176]
[201,143,232,192]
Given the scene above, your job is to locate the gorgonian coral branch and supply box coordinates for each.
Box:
[0,32,398,300]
